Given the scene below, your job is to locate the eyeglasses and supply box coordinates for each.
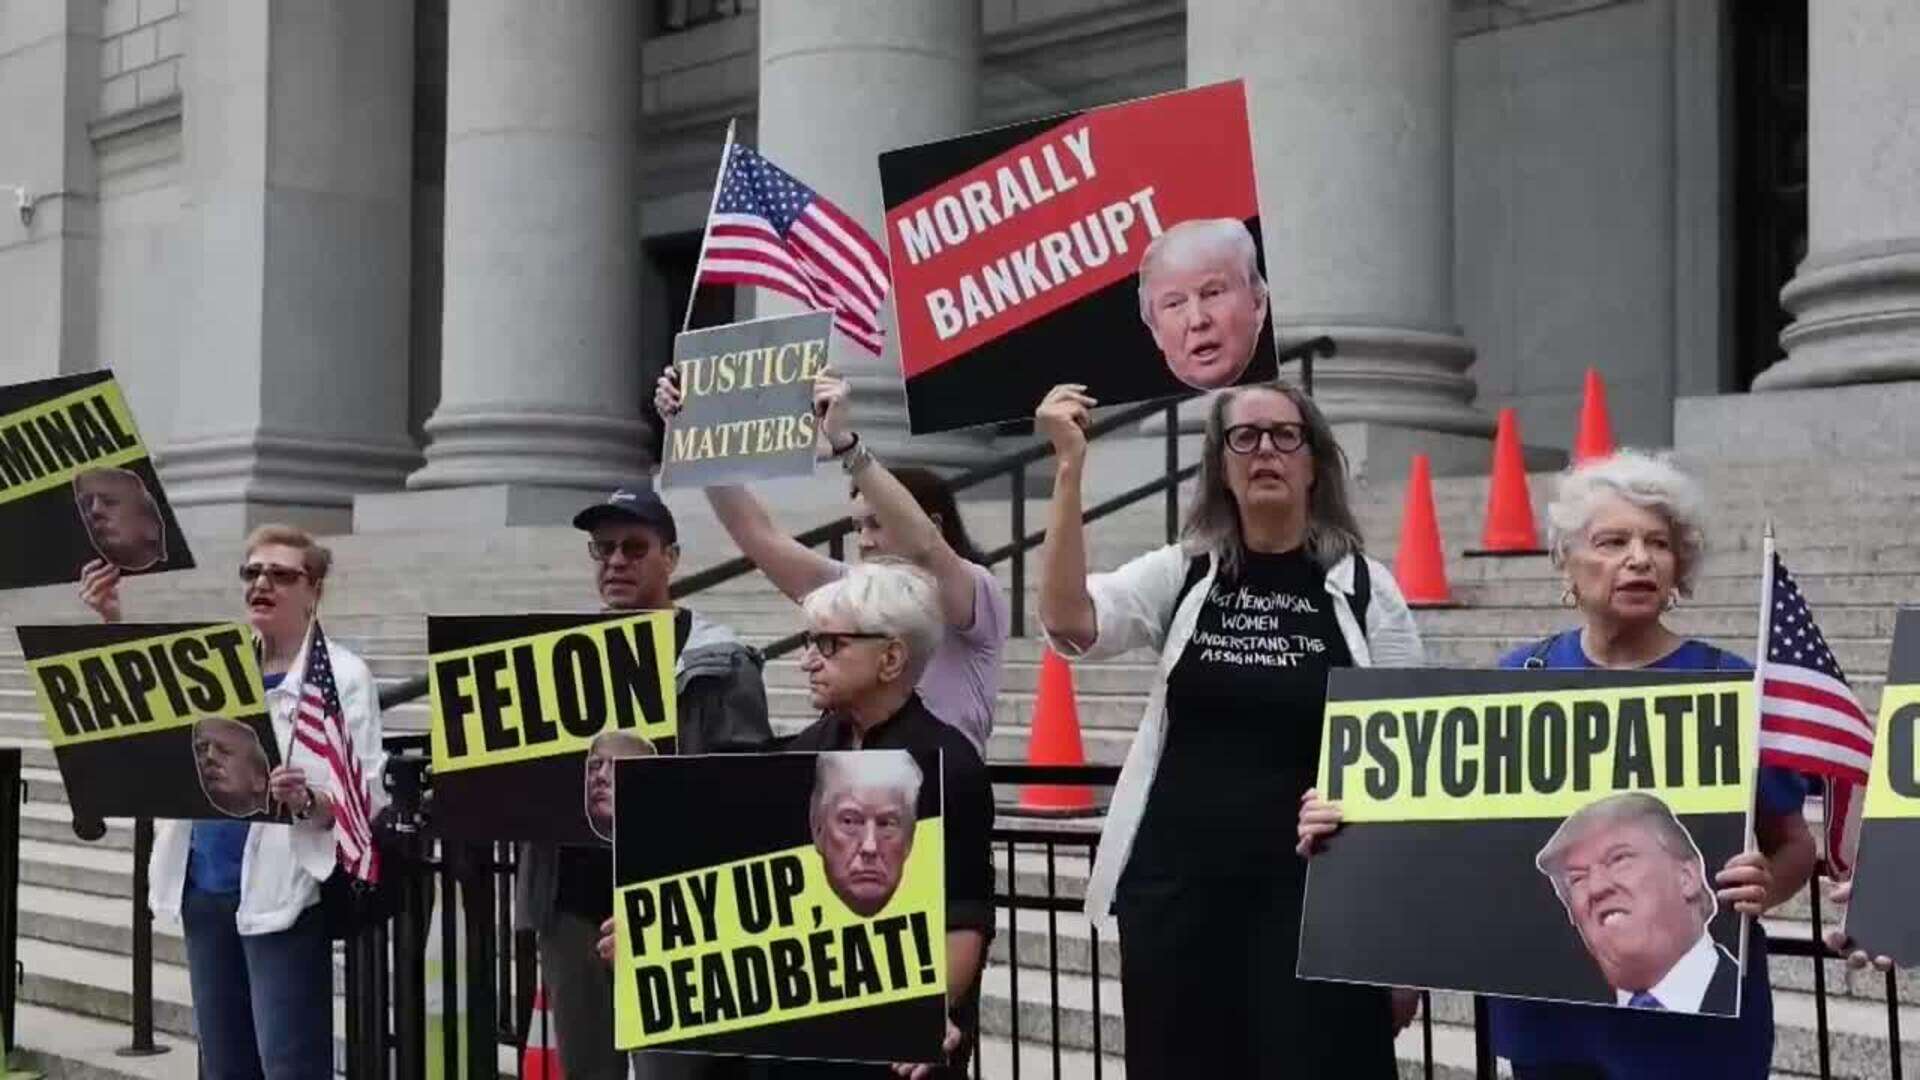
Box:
[1223,422,1308,455]
[801,631,892,658]
[588,539,654,562]
[239,563,309,587]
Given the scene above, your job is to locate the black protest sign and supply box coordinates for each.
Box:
[0,370,195,590]
[1299,667,1757,1017]
[17,622,282,823]
[659,311,833,490]
[610,752,947,1064]
[1842,609,1920,962]
[428,611,677,843]
[879,80,1278,434]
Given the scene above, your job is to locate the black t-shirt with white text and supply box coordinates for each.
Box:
[1126,548,1353,881]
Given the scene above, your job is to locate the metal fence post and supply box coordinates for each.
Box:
[1163,403,1179,544]
[0,749,19,1061]
[118,816,168,1057]
[1010,466,1026,637]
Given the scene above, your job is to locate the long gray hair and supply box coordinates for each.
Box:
[1181,382,1364,580]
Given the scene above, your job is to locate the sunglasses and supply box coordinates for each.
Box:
[588,538,655,562]
[1223,422,1308,455]
[801,631,892,658]
[239,563,309,587]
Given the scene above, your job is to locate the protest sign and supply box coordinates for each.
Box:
[611,751,947,1064]
[0,370,194,590]
[879,80,1277,434]
[16,621,281,823]
[659,311,833,490]
[1299,667,1757,1017]
[1840,609,1920,962]
[427,611,677,843]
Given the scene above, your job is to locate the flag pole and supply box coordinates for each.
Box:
[682,118,737,334]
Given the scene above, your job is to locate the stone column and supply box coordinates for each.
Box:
[166,0,418,536]
[399,0,648,510]
[1754,0,1920,390]
[0,0,101,382]
[1189,0,1490,449]
[756,0,991,465]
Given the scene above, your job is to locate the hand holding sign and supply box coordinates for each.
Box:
[812,368,855,455]
[1295,786,1343,858]
[1822,879,1897,971]
[79,558,123,623]
[1034,384,1096,463]
[1713,850,1774,916]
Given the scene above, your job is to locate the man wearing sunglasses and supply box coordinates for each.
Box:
[518,486,772,1080]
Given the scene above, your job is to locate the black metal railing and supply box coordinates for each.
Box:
[0,748,18,1062]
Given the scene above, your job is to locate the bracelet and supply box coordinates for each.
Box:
[294,786,316,822]
[829,430,860,459]
[840,440,876,476]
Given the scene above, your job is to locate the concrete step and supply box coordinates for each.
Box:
[11,1000,200,1080]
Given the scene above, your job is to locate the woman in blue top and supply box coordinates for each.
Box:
[1301,449,1816,1079]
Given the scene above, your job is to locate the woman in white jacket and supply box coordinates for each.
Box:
[79,524,386,1079]
[1035,381,1424,1079]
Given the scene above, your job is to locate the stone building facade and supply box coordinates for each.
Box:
[2,0,1915,537]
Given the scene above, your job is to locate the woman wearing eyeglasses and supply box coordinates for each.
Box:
[1034,381,1424,1079]
[79,524,385,1079]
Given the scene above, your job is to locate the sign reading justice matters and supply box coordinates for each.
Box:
[659,311,833,490]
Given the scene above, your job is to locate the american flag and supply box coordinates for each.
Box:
[294,624,379,882]
[1757,547,1873,876]
[697,142,891,355]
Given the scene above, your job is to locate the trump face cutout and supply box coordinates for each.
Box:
[585,729,657,843]
[1137,218,1270,391]
[809,751,923,918]
[74,467,166,571]
[192,716,271,818]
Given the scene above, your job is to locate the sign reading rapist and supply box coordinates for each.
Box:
[1299,668,1757,1017]
[1840,609,1920,963]
[428,612,677,843]
[611,751,947,1065]
[878,80,1279,434]
[0,370,194,590]
[659,311,833,490]
[16,622,281,822]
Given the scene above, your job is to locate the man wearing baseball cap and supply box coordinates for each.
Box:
[517,486,771,1080]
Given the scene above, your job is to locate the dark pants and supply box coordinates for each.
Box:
[182,888,334,1080]
[1115,874,1396,1080]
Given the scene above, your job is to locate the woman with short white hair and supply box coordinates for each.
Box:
[1302,449,1815,1079]
[780,560,994,1079]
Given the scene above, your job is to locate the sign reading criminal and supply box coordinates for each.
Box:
[611,752,947,1064]
[16,622,281,823]
[659,311,833,490]
[0,370,195,590]
[879,80,1279,434]
[1300,668,1757,1016]
[1839,609,1920,963]
[428,611,677,843]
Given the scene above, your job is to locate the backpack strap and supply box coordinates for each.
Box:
[1174,553,1210,612]
[1350,555,1372,636]
[1522,632,1561,669]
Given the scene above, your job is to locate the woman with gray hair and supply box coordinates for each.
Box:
[1035,379,1423,1078]
[1301,449,1816,1078]
[778,560,994,1079]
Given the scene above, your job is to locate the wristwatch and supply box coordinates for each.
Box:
[840,438,875,475]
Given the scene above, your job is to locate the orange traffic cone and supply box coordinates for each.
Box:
[1393,454,1456,608]
[523,984,563,1080]
[1468,408,1545,556]
[1019,648,1094,815]
[1572,368,1616,465]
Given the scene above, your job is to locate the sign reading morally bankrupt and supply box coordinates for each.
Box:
[879,80,1280,434]
[1299,667,1757,1017]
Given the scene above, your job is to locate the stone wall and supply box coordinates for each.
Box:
[99,0,183,116]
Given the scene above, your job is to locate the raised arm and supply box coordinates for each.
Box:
[816,372,982,628]
[654,367,840,603]
[1034,385,1098,652]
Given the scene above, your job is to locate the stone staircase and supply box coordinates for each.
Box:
[4,447,1920,1077]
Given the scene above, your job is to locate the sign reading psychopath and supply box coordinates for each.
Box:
[659,311,833,490]
[1840,609,1920,963]
[878,80,1278,434]
[16,622,282,823]
[612,751,947,1065]
[0,371,195,590]
[1298,668,1757,1017]
[428,611,677,843]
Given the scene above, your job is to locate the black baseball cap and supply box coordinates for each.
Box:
[572,488,678,543]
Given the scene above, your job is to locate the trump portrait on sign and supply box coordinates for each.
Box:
[1536,792,1740,1015]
